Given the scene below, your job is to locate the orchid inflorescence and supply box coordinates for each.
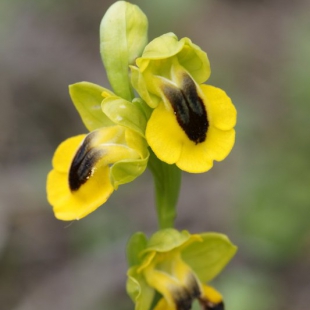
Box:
[46,1,237,309]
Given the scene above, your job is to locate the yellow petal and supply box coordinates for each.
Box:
[52,135,86,172]
[145,103,182,164]
[47,126,146,221]
[176,138,214,173]
[200,284,223,305]
[143,267,179,308]
[203,127,235,161]
[145,83,236,173]
[47,165,113,221]
[201,85,237,131]
[153,298,174,310]
[47,135,114,221]
[176,127,235,173]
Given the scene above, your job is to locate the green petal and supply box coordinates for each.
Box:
[127,232,148,267]
[143,229,191,253]
[137,33,183,64]
[132,98,152,121]
[100,1,148,100]
[69,82,114,131]
[109,129,149,188]
[102,96,148,136]
[136,33,210,83]
[130,66,160,108]
[127,267,155,310]
[110,156,149,189]
[182,233,237,283]
[177,37,211,84]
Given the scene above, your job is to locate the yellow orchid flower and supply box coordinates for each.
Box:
[46,82,149,221]
[47,125,148,221]
[131,33,236,173]
[127,229,237,310]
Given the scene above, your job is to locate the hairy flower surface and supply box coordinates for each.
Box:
[131,33,236,173]
[127,229,237,310]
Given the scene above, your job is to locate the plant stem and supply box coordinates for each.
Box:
[147,149,182,229]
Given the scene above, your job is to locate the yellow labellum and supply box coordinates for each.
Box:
[146,84,236,173]
[47,126,145,220]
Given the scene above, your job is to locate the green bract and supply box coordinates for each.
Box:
[100,1,148,101]
[126,229,237,310]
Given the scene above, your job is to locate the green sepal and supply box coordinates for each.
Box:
[143,229,190,254]
[182,233,237,283]
[137,32,183,63]
[147,149,182,229]
[136,32,210,84]
[132,98,153,122]
[102,96,148,136]
[127,232,148,267]
[69,82,114,131]
[130,66,160,108]
[100,1,148,101]
[110,155,149,189]
[127,266,155,310]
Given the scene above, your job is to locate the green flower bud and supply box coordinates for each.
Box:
[100,1,148,101]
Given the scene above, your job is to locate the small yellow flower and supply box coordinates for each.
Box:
[47,126,148,220]
[131,33,237,173]
[127,229,237,310]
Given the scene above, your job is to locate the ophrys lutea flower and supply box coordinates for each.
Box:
[46,82,149,221]
[131,33,237,173]
[127,229,237,310]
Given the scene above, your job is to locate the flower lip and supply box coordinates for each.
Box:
[172,273,200,310]
[126,230,236,310]
[211,302,224,310]
[162,73,208,144]
[200,300,224,310]
[169,273,224,310]
[69,132,105,191]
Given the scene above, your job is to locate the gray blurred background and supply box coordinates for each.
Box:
[0,0,310,309]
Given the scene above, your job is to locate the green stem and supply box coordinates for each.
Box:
[147,149,182,229]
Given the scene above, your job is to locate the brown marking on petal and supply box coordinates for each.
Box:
[163,73,208,144]
[172,274,202,310]
[174,289,193,310]
[200,300,225,310]
[199,288,224,310]
[69,133,104,191]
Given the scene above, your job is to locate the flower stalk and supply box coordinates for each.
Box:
[148,149,182,229]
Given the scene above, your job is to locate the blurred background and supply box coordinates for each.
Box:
[0,0,310,309]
